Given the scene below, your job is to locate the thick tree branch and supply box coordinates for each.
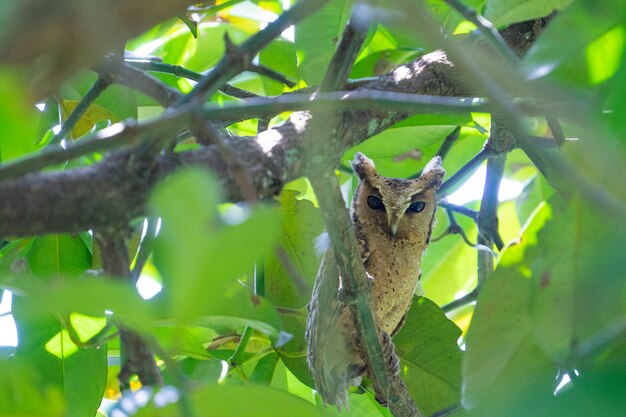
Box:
[0,20,552,237]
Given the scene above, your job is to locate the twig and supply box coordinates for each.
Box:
[432,209,477,247]
[442,288,478,313]
[442,0,518,64]
[147,338,197,417]
[249,63,296,88]
[476,131,506,284]
[98,58,182,107]
[439,201,478,220]
[228,326,253,367]
[546,116,565,146]
[429,402,463,417]
[130,217,159,284]
[409,127,461,179]
[178,0,331,106]
[51,75,111,145]
[437,146,492,198]
[95,230,163,389]
[125,59,260,99]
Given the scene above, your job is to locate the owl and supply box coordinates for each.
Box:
[306,152,445,409]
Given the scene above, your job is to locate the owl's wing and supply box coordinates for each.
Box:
[306,248,358,409]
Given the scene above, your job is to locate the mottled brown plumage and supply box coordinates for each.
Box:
[306,152,444,408]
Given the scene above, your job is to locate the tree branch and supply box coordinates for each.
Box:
[95,230,162,389]
[0,19,554,237]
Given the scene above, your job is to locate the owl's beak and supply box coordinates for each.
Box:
[387,212,402,237]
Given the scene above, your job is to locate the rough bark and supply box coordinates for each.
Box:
[0,20,549,237]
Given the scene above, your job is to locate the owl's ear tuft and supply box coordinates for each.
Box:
[419,156,445,190]
[352,152,377,181]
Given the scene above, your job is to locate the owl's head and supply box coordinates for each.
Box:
[351,152,445,239]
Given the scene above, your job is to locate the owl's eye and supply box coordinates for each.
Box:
[367,196,385,211]
[407,201,426,213]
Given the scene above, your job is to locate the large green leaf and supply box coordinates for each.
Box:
[295,0,354,85]
[150,168,281,337]
[394,297,463,416]
[13,234,106,417]
[462,204,553,410]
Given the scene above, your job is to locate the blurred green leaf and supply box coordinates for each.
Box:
[522,0,626,86]
[0,69,40,162]
[129,384,326,417]
[394,297,462,416]
[0,358,65,417]
[529,196,626,363]
[150,168,281,336]
[462,204,553,410]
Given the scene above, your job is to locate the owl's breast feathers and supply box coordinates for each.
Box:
[364,231,426,335]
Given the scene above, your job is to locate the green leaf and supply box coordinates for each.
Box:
[28,278,153,332]
[0,69,40,162]
[484,0,572,27]
[422,208,478,305]
[394,297,462,416]
[129,384,327,417]
[522,0,626,85]
[59,71,138,138]
[154,326,217,359]
[351,48,422,78]
[153,23,250,73]
[26,235,91,279]
[529,196,626,363]
[265,190,324,309]
[462,203,555,410]
[295,0,354,85]
[18,226,109,417]
[259,39,299,95]
[150,168,281,336]
[0,358,65,417]
[250,352,280,385]
[344,126,457,178]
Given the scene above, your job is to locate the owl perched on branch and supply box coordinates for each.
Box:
[306,152,445,409]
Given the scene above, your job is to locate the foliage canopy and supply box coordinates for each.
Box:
[0,0,625,416]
